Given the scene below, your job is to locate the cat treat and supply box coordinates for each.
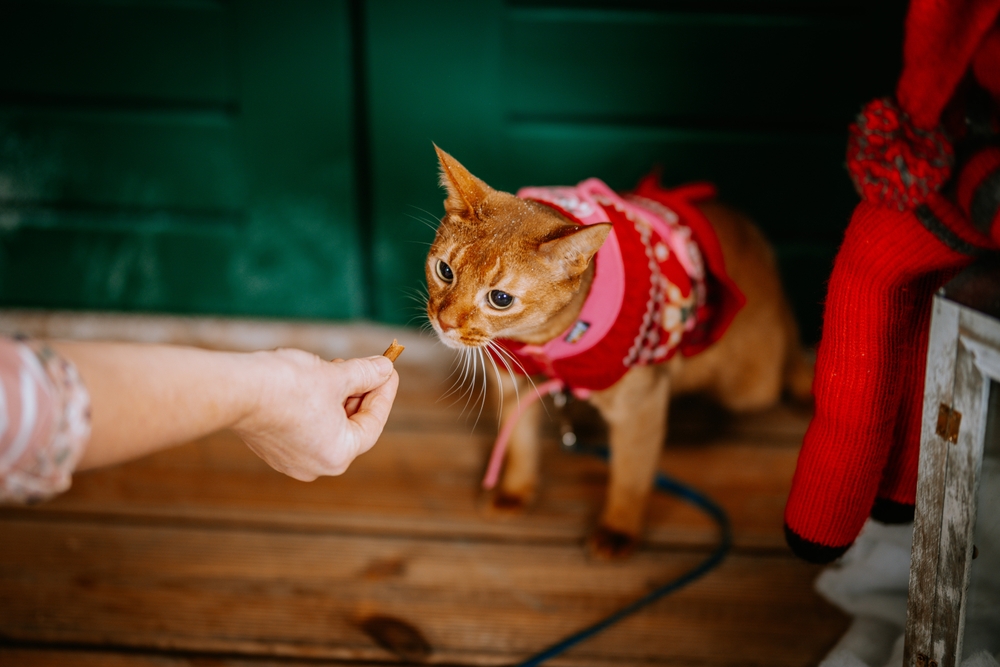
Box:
[382,339,405,362]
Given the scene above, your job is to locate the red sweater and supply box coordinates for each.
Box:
[492,175,745,393]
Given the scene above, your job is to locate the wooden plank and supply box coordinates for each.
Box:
[4,404,804,551]
[929,337,985,665]
[0,316,808,549]
[0,648,380,667]
[0,311,452,366]
[0,517,846,666]
[927,313,997,666]
[906,296,959,666]
[905,299,999,667]
[0,317,834,666]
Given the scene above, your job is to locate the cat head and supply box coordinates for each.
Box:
[425,146,611,350]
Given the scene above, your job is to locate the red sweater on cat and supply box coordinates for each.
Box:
[494,176,745,393]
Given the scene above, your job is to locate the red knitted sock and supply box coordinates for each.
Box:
[784,202,970,562]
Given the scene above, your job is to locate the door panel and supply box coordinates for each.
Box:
[366,0,904,341]
[0,1,234,104]
[505,6,887,126]
[1,1,906,333]
[0,0,365,319]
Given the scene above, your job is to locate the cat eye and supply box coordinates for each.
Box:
[488,290,514,310]
[435,259,454,283]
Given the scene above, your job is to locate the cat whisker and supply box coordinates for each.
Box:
[460,352,486,418]
[400,285,430,304]
[397,285,430,303]
[440,347,474,403]
[404,211,442,233]
[490,341,536,392]
[401,288,427,301]
[483,343,506,423]
[447,357,471,409]
[470,348,489,430]
[437,348,466,398]
[403,303,432,329]
[409,205,445,226]
[489,340,551,418]
[406,314,431,328]
[459,348,483,418]
[485,340,519,410]
[401,297,429,311]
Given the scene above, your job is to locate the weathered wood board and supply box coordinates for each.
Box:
[0,320,844,666]
[0,516,840,666]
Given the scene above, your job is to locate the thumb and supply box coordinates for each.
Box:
[336,356,394,396]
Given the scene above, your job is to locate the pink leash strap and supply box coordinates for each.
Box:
[482,378,565,490]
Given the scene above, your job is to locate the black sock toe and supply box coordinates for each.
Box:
[784,524,852,564]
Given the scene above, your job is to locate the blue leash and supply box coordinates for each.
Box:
[512,445,733,667]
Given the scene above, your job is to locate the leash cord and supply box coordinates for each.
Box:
[511,445,733,667]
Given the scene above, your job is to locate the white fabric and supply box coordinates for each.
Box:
[816,458,1000,667]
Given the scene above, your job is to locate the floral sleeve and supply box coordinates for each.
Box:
[0,337,91,504]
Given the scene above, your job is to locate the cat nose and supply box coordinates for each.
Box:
[438,314,458,332]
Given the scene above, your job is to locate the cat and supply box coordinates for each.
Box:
[425,145,813,559]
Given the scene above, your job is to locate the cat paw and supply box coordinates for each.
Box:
[586,524,639,561]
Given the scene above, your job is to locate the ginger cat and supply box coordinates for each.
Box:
[425,146,812,559]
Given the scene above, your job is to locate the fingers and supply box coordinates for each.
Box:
[346,370,399,453]
[335,355,394,397]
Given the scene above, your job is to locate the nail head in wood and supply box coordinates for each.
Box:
[936,403,962,444]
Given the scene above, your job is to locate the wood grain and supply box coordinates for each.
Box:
[0,517,842,666]
[905,297,1000,667]
[0,328,843,666]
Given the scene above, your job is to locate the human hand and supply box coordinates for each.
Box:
[233,349,399,481]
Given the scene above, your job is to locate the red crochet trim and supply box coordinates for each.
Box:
[846,97,954,211]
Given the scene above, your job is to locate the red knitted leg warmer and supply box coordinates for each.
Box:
[872,271,955,522]
[784,202,970,563]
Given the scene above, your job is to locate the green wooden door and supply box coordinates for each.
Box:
[365,0,905,341]
[1,1,905,340]
[0,0,366,318]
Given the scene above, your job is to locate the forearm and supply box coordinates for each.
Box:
[49,341,264,471]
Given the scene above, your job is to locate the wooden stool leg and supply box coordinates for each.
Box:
[905,296,991,667]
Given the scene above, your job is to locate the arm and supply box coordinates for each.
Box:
[49,341,398,481]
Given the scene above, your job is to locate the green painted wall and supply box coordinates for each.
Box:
[0,0,905,341]
[0,0,365,318]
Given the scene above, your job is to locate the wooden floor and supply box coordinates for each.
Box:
[0,320,847,667]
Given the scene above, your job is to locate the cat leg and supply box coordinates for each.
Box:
[587,365,671,560]
[492,371,544,512]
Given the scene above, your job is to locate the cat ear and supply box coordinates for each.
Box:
[539,223,612,277]
[434,144,493,218]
